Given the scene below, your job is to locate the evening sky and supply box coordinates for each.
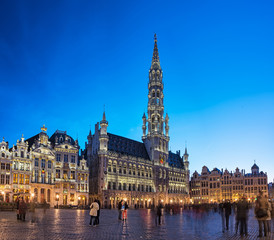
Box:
[0,0,273,181]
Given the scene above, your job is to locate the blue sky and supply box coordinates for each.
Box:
[0,0,273,182]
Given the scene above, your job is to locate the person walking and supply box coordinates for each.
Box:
[223,200,232,230]
[89,200,99,227]
[255,191,269,237]
[236,196,248,236]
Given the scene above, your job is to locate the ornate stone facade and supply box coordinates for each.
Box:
[190,164,268,204]
[0,127,89,207]
[86,35,190,208]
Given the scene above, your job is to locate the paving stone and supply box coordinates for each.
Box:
[0,208,273,239]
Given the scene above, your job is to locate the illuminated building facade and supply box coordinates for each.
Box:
[190,164,268,204]
[0,127,89,207]
[0,138,12,202]
[86,35,190,208]
[49,130,89,206]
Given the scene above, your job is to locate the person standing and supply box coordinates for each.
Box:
[255,191,269,237]
[118,200,122,220]
[89,200,99,226]
[266,198,272,236]
[219,202,225,232]
[29,200,36,223]
[19,198,27,221]
[156,204,163,225]
[120,201,125,220]
[122,201,128,221]
[223,200,232,230]
[16,197,20,220]
[236,196,248,236]
[95,199,101,225]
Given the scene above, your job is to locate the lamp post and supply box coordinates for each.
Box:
[56,194,59,209]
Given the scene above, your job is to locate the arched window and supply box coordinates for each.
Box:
[1,153,5,158]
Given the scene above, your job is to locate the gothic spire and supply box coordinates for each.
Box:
[152,34,159,64]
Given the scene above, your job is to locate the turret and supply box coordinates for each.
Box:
[165,113,169,137]
[142,113,147,136]
[99,111,109,152]
[183,147,189,170]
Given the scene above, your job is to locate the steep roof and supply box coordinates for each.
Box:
[49,130,75,147]
[25,133,40,150]
[107,133,150,160]
[251,163,259,169]
[168,151,184,169]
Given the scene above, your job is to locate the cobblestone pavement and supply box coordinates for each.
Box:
[0,208,273,240]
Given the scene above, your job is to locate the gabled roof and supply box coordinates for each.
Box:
[168,151,184,169]
[107,133,150,160]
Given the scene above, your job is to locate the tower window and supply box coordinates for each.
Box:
[152,92,155,97]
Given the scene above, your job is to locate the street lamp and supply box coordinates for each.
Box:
[56,194,59,209]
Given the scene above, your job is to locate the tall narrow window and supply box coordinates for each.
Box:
[48,172,51,184]
[34,170,38,182]
[25,175,30,184]
[6,164,10,171]
[56,169,60,178]
[13,173,18,183]
[5,175,10,184]
[41,159,45,168]
[35,158,39,167]
[0,175,4,184]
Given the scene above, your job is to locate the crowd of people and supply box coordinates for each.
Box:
[218,191,273,237]
[11,192,274,238]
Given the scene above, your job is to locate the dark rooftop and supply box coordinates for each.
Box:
[168,151,184,169]
[107,133,150,160]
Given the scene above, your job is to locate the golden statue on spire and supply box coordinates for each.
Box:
[41,124,47,132]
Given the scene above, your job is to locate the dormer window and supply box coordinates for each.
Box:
[1,153,5,158]
[60,137,63,142]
